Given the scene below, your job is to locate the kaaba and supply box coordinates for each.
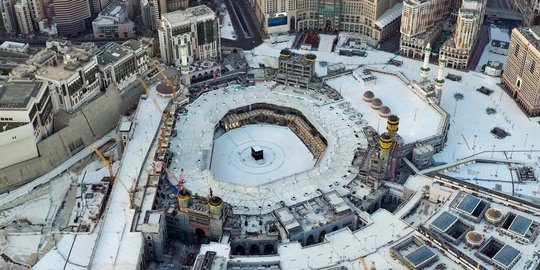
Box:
[251,146,263,160]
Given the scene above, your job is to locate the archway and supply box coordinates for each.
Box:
[234,245,246,255]
[290,16,296,31]
[195,228,206,242]
[249,244,260,255]
[319,230,326,242]
[306,234,315,246]
[263,244,275,255]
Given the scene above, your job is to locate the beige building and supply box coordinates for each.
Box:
[14,0,33,36]
[52,0,91,36]
[251,0,402,42]
[502,27,540,116]
[399,0,452,58]
[400,0,485,69]
[439,0,485,69]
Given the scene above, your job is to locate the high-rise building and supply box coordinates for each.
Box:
[14,0,34,36]
[251,0,402,42]
[439,0,485,69]
[158,5,220,66]
[399,0,452,58]
[90,0,111,15]
[502,26,540,116]
[1,0,18,35]
[141,0,187,32]
[400,0,485,69]
[52,0,91,36]
[27,0,43,25]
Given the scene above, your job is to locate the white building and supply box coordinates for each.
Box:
[14,0,34,37]
[97,40,149,90]
[34,42,101,113]
[0,80,52,168]
[92,0,135,39]
[158,5,220,66]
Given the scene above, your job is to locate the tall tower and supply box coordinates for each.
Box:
[180,39,190,86]
[378,132,394,160]
[14,0,34,37]
[420,43,431,82]
[386,114,400,138]
[207,191,224,241]
[434,56,446,103]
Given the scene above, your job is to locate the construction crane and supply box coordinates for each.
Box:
[138,77,163,113]
[359,257,376,270]
[90,144,137,209]
[152,60,179,104]
[161,162,185,192]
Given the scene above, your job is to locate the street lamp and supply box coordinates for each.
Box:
[511,144,515,159]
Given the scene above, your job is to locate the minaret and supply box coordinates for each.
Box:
[420,43,432,82]
[434,56,446,103]
[180,39,190,86]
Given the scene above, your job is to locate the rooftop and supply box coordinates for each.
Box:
[0,80,44,109]
[404,245,437,268]
[507,214,533,236]
[431,211,458,232]
[456,194,481,215]
[161,5,215,26]
[492,244,521,267]
[97,43,130,66]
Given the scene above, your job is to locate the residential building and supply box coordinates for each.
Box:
[97,40,149,90]
[502,26,540,116]
[92,0,135,39]
[251,0,402,42]
[90,0,111,14]
[159,0,187,15]
[52,0,91,36]
[0,80,52,168]
[158,5,220,66]
[1,0,18,35]
[14,0,34,37]
[34,41,101,112]
[27,0,43,25]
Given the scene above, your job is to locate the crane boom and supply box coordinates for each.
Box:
[138,77,163,113]
[359,257,369,270]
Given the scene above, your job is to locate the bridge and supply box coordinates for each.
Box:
[485,7,523,21]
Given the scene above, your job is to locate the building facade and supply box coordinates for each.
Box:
[502,27,540,116]
[251,0,402,42]
[158,5,220,66]
[400,0,485,69]
[0,80,52,168]
[92,0,135,39]
[97,40,149,91]
[507,0,540,26]
[1,0,18,35]
[52,0,91,36]
[34,42,101,113]
[14,0,34,36]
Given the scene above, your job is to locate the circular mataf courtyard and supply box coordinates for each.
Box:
[211,124,315,185]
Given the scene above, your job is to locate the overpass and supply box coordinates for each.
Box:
[485,7,522,21]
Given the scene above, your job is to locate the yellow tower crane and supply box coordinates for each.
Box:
[359,257,376,270]
[152,60,179,104]
[90,144,137,209]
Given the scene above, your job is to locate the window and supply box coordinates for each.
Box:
[531,60,536,74]
[514,44,520,57]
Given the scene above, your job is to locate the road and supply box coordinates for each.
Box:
[222,0,263,50]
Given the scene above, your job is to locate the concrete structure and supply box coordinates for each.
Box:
[139,210,167,263]
[502,26,540,116]
[158,5,220,66]
[1,0,18,35]
[275,49,315,87]
[140,0,159,31]
[27,0,43,25]
[34,42,101,113]
[0,80,52,169]
[252,0,402,42]
[97,40,149,91]
[52,0,91,36]
[14,0,33,36]
[92,0,135,39]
